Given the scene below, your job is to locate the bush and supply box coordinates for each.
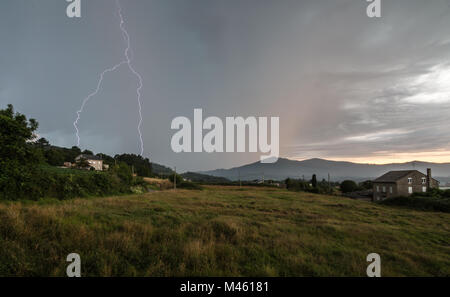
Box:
[340,180,358,193]
[285,178,334,194]
[0,104,43,200]
[442,189,450,198]
[379,196,450,213]
[168,174,183,185]
[411,188,449,199]
[178,181,203,190]
[111,162,133,185]
[359,180,373,190]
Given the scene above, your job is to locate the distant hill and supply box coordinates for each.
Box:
[201,158,450,183]
[181,172,231,184]
[151,162,174,175]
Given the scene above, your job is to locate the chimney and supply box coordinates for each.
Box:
[427,168,432,189]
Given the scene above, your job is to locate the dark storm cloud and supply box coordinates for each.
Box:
[2,0,450,170]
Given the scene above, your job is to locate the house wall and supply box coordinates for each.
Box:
[373,183,397,201]
[88,160,103,171]
[373,171,439,201]
[396,171,434,196]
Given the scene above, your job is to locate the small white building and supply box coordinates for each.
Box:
[75,154,103,171]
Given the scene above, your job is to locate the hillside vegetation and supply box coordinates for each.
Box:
[0,104,151,201]
[0,186,448,276]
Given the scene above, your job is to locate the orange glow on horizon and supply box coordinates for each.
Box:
[291,151,450,164]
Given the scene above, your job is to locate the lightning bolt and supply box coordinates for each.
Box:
[73,61,126,148]
[73,0,145,156]
[116,0,144,156]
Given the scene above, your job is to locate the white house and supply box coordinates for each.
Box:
[75,154,103,171]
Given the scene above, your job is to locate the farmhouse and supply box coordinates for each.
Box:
[75,154,103,171]
[372,169,439,201]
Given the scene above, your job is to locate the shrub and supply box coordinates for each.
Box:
[379,196,450,213]
[359,180,373,190]
[178,181,203,190]
[442,189,450,198]
[168,174,183,185]
[340,180,358,193]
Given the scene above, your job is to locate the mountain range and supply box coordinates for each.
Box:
[201,158,450,184]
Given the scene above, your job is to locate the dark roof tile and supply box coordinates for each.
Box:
[374,170,416,182]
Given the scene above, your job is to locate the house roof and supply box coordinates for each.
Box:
[374,170,439,183]
[76,154,102,161]
[373,170,417,183]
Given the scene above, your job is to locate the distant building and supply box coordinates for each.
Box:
[75,154,103,171]
[372,169,439,201]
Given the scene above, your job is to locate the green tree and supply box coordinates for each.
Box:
[112,162,133,185]
[114,153,152,177]
[45,149,65,166]
[82,149,94,155]
[0,104,43,199]
[340,180,358,193]
[75,157,90,169]
[311,174,317,188]
[169,173,183,185]
[359,180,373,190]
[36,137,50,148]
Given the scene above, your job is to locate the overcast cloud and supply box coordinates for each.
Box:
[1,0,450,171]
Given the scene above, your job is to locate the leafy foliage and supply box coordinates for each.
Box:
[311,174,317,188]
[285,177,337,194]
[75,157,91,169]
[0,105,43,200]
[379,196,450,213]
[340,180,359,193]
[181,172,231,184]
[359,180,373,190]
[0,104,142,201]
[114,154,152,177]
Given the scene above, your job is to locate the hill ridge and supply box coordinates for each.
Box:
[200,158,450,182]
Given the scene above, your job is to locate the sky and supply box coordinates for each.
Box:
[1,0,450,172]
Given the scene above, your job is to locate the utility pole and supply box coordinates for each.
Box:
[174,167,176,190]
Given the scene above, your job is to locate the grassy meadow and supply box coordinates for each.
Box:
[0,186,449,276]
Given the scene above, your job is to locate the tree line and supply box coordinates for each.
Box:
[285,175,373,195]
[0,104,149,200]
[34,137,153,177]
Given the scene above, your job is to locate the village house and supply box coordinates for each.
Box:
[75,154,103,171]
[372,169,439,201]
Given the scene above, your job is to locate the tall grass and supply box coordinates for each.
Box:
[0,186,449,276]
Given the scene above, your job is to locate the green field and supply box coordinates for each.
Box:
[0,186,449,276]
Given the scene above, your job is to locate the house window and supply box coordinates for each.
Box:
[422,186,427,193]
[408,178,413,184]
[408,186,413,194]
[422,177,426,184]
[390,187,393,194]
[382,186,386,193]
[376,186,379,192]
